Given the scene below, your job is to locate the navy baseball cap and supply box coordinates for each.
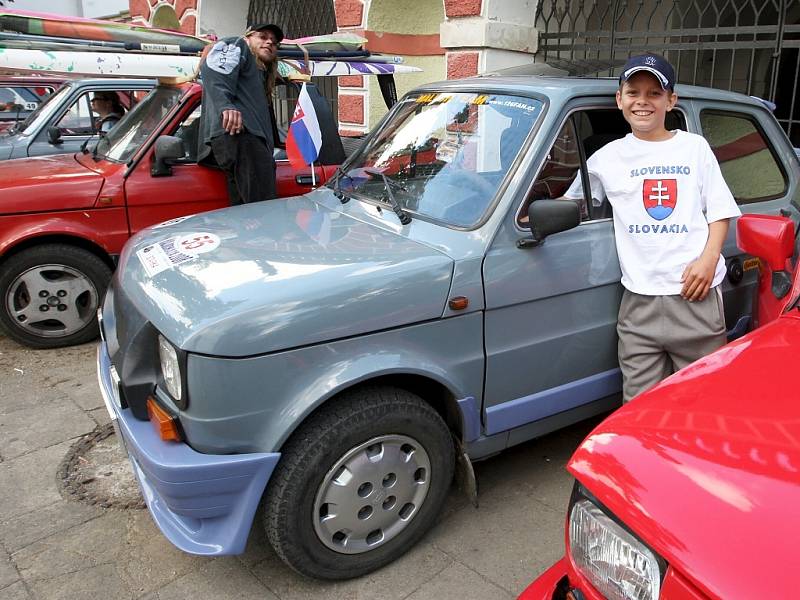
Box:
[245,23,284,42]
[619,54,675,91]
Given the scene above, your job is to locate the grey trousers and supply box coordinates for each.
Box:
[617,287,727,402]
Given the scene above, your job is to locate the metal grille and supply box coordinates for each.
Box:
[248,0,339,130]
[535,0,800,145]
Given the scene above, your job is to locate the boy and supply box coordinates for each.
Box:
[565,53,741,401]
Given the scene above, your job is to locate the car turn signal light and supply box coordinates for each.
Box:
[146,396,182,442]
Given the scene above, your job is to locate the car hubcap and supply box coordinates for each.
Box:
[313,434,431,554]
[6,264,98,338]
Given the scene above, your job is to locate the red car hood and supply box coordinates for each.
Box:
[0,153,104,214]
[569,312,800,600]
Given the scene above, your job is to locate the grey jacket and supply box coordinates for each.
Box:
[198,36,274,163]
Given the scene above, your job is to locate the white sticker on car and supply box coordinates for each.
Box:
[176,233,221,255]
[152,215,192,229]
[137,233,221,276]
[137,238,194,277]
[206,41,241,74]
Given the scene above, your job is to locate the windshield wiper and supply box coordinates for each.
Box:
[364,167,411,225]
[329,166,355,204]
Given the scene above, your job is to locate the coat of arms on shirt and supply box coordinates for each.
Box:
[642,179,677,220]
[206,41,241,74]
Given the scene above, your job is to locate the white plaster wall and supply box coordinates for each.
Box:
[196,0,250,39]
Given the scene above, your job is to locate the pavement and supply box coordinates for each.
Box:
[0,332,601,600]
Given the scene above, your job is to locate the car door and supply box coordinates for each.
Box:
[692,99,800,335]
[123,100,231,234]
[481,98,690,440]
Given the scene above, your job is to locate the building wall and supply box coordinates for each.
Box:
[12,0,129,18]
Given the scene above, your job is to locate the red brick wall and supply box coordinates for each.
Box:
[334,0,365,28]
[444,0,482,18]
[338,94,365,125]
[447,52,479,79]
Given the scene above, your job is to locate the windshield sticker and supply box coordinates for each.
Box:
[415,93,452,105]
[486,98,538,113]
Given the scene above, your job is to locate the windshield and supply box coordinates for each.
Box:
[15,83,72,136]
[94,86,184,163]
[332,91,544,228]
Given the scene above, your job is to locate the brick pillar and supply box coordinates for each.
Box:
[129,0,200,35]
[440,0,539,77]
[334,0,368,135]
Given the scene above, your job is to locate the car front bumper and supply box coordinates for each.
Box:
[96,340,280,556]
[518,558,568,600]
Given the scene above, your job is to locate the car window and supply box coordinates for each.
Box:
[338,91,544,228]
[0,86,40,117]
[94,86,184,163]
[171,102,201,162]
[517,108,687,227]
[699,110,786,203]
[54,92,94,135]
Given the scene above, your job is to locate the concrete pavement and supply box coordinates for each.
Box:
[0,333,599,600]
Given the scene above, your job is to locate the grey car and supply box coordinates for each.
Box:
[0,77,154,160]
[97,76,800,580]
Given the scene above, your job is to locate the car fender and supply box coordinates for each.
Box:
[183,313,485,455]
[0,209,129,259]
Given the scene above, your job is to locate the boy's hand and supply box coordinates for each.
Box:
[680,254,717,301]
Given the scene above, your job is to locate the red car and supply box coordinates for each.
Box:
[0,79,345,349]
[519,213,799,600]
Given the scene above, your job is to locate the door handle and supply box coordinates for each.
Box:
[295,174,314,186]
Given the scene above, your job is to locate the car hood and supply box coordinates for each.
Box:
[0,153,103,213]
[569,313,800,600]
[116,194,455,356]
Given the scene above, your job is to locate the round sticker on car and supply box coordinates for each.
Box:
[176,233,221,255]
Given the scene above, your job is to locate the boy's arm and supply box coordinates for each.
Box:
[680,219,730,301]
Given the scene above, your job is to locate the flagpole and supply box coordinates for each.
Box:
[311,160,316,188]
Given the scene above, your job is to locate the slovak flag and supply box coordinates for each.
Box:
[286,83,322,170]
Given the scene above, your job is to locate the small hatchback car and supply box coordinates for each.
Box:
[518,213,800,600]
[98,75,800,580]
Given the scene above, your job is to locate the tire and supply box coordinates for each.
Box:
[264,386,455,580]
[0,244,112,349]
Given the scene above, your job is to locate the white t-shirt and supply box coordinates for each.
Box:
[565,130,741,295]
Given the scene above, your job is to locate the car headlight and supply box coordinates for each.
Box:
[158,335,182,401]
[569,499,662,600]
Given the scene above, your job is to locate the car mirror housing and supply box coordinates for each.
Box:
[737,213,795,272]
[519,199,581,248]
[46,126,62,145]
[151,135,186,177]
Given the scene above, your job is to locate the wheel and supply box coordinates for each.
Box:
[0,244,112,349]
[264,386,455,580]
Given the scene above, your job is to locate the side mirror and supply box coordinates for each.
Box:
[519,199,581,248]
[46,126,62,145]
[737,213,794,271]
[737,213,796,299]
[151,135,186,177]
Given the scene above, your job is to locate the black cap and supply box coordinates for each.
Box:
[619,53,675,91]
[245,23,284,42]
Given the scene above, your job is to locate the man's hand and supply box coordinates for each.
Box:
[221,109,242,134]
[680,254,717,301]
